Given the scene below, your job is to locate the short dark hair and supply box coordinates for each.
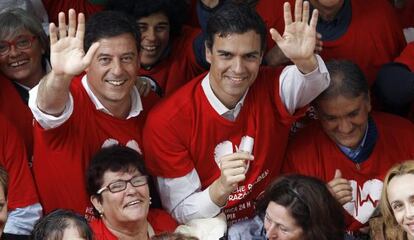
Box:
[256,174,345,240]
[84,10,140,52]
[316,60,369,102]
[106,0,188,38]
[205,2,267,52]
[86,145,148,199]
[31,209,93,240]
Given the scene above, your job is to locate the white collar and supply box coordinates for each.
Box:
[201,73,248,120]
[81,75,142,119]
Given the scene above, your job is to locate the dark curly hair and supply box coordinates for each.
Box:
[31,209,93,240]
[256,174,345,240]
[106,0,188,38]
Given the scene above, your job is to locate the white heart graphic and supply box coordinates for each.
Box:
[101,139,141,154]
[343,179,383,224]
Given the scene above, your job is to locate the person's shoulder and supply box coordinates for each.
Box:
[147,75,204,122]
[373,111,414,131]
[227,215,265,240]
[289,120,324,144]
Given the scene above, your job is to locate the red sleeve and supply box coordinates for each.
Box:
[395,42,414,71]
[147,208,178,234]
[281,122,327,180]
[0,115,38,209]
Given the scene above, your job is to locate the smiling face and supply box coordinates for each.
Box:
[316,94,371,149]
[86,33,139,114]
[387,174,414,239]
[137,12,170,68]
[264,201,304,240]
[206,30,263,109]
[91,169,150,227]
[0,28,44,87]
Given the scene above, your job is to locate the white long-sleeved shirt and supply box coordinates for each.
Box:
[157,55,330,224]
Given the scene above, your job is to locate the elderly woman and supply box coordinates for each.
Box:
[380,160,414,240]
[0,166,8,238]
[87,145,177,239]
[228,174,346,240]
[0,7,49,96]
[0,7,50,161]
[31,209,93,240]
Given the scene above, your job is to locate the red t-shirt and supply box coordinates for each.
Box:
[283,112,414,232]
[144,68,305,223]
[42,0,103,24]
[0,114,38,210]
[0,75,34,158]
[90,209,178,239]
[32,75,145,215]
[318,0,406,86]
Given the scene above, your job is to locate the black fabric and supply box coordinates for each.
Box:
[375,62,414,117]
[2,233,30,240]
[314,0,352,41]
[11,82,29,105]
[351,116,378,164]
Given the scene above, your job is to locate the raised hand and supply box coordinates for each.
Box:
[49,9,99,77]
[327,169,353,205]
[269,0,318,72]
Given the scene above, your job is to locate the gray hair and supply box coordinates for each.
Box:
[316,60,369,101]
[0,8,49,58]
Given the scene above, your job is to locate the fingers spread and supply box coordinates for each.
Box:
[82,42,100,67]
[302,1,310,23]
[283,2,293,26]
[270,28,283,43]
[76,13,86,42]
[68,9,76,37]
[309,9,319,29]
[294,0,303,22]
[58,12,67,38]
[49,23,58,45]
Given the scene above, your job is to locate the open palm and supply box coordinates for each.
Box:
[49,9,98,77]
[270,0,318,62]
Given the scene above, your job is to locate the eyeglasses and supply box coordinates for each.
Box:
[0,35,37,56]
[97,175,148,194]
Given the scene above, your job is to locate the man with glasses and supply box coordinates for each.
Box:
[28,10,147,218]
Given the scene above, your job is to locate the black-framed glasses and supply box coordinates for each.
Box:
[97,175,148,194]
[0,35,37,56]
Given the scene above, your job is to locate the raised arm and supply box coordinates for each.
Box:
[272,0,330,114]
[36,9,99,116]
[270,0,318,73]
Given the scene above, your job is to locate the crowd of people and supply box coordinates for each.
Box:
[0,0,413,239]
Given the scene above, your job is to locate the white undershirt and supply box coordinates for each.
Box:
[157,55,331,224]
[28,75,143,130]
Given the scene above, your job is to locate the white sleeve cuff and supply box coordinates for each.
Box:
[4,203,42,235]
[28,84,74,130]
[279,54,330,114]
[157,169,221,224]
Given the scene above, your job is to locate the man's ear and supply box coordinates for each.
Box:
[205,42,212,64]
[90,195,103,213]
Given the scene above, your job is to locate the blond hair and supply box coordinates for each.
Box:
[380,160,414,240]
